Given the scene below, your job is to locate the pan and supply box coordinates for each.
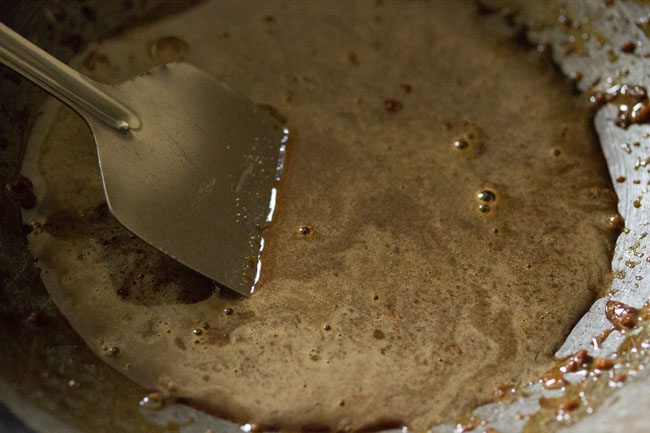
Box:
[1,1,649,432]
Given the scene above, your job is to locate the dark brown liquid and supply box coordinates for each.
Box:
[25,1,618,431]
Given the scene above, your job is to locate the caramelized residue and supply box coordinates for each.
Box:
[605,300,640,330]
[590,84,650,129]
[524,303,650,433]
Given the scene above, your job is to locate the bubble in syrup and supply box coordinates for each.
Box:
[383,98,403,113]
[192,328,203,336]
[608,215,624,231]
[477,190,496,202]
[224,307,234,316]
[139,392,164,410]
[240,423,260,433]
[298,225,313,236]
[478,204,490,213]
[453,139,469,150]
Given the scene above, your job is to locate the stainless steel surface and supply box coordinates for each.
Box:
[91,64,288,297]
[0,24,288,296]
[0,22,140,132]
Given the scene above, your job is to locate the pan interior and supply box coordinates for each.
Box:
[21,1,618,431]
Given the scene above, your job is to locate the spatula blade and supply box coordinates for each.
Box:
[85,63,287,296]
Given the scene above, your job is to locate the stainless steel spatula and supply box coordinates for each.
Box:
[0,23,288,296]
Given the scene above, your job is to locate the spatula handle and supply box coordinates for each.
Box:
[0,22,141,132]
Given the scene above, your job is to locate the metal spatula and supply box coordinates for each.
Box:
[0,23,288,297]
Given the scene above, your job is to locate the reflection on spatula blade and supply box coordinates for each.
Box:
[86,63,287,296]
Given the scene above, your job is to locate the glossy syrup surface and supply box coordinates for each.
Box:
[22,1,619,431]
